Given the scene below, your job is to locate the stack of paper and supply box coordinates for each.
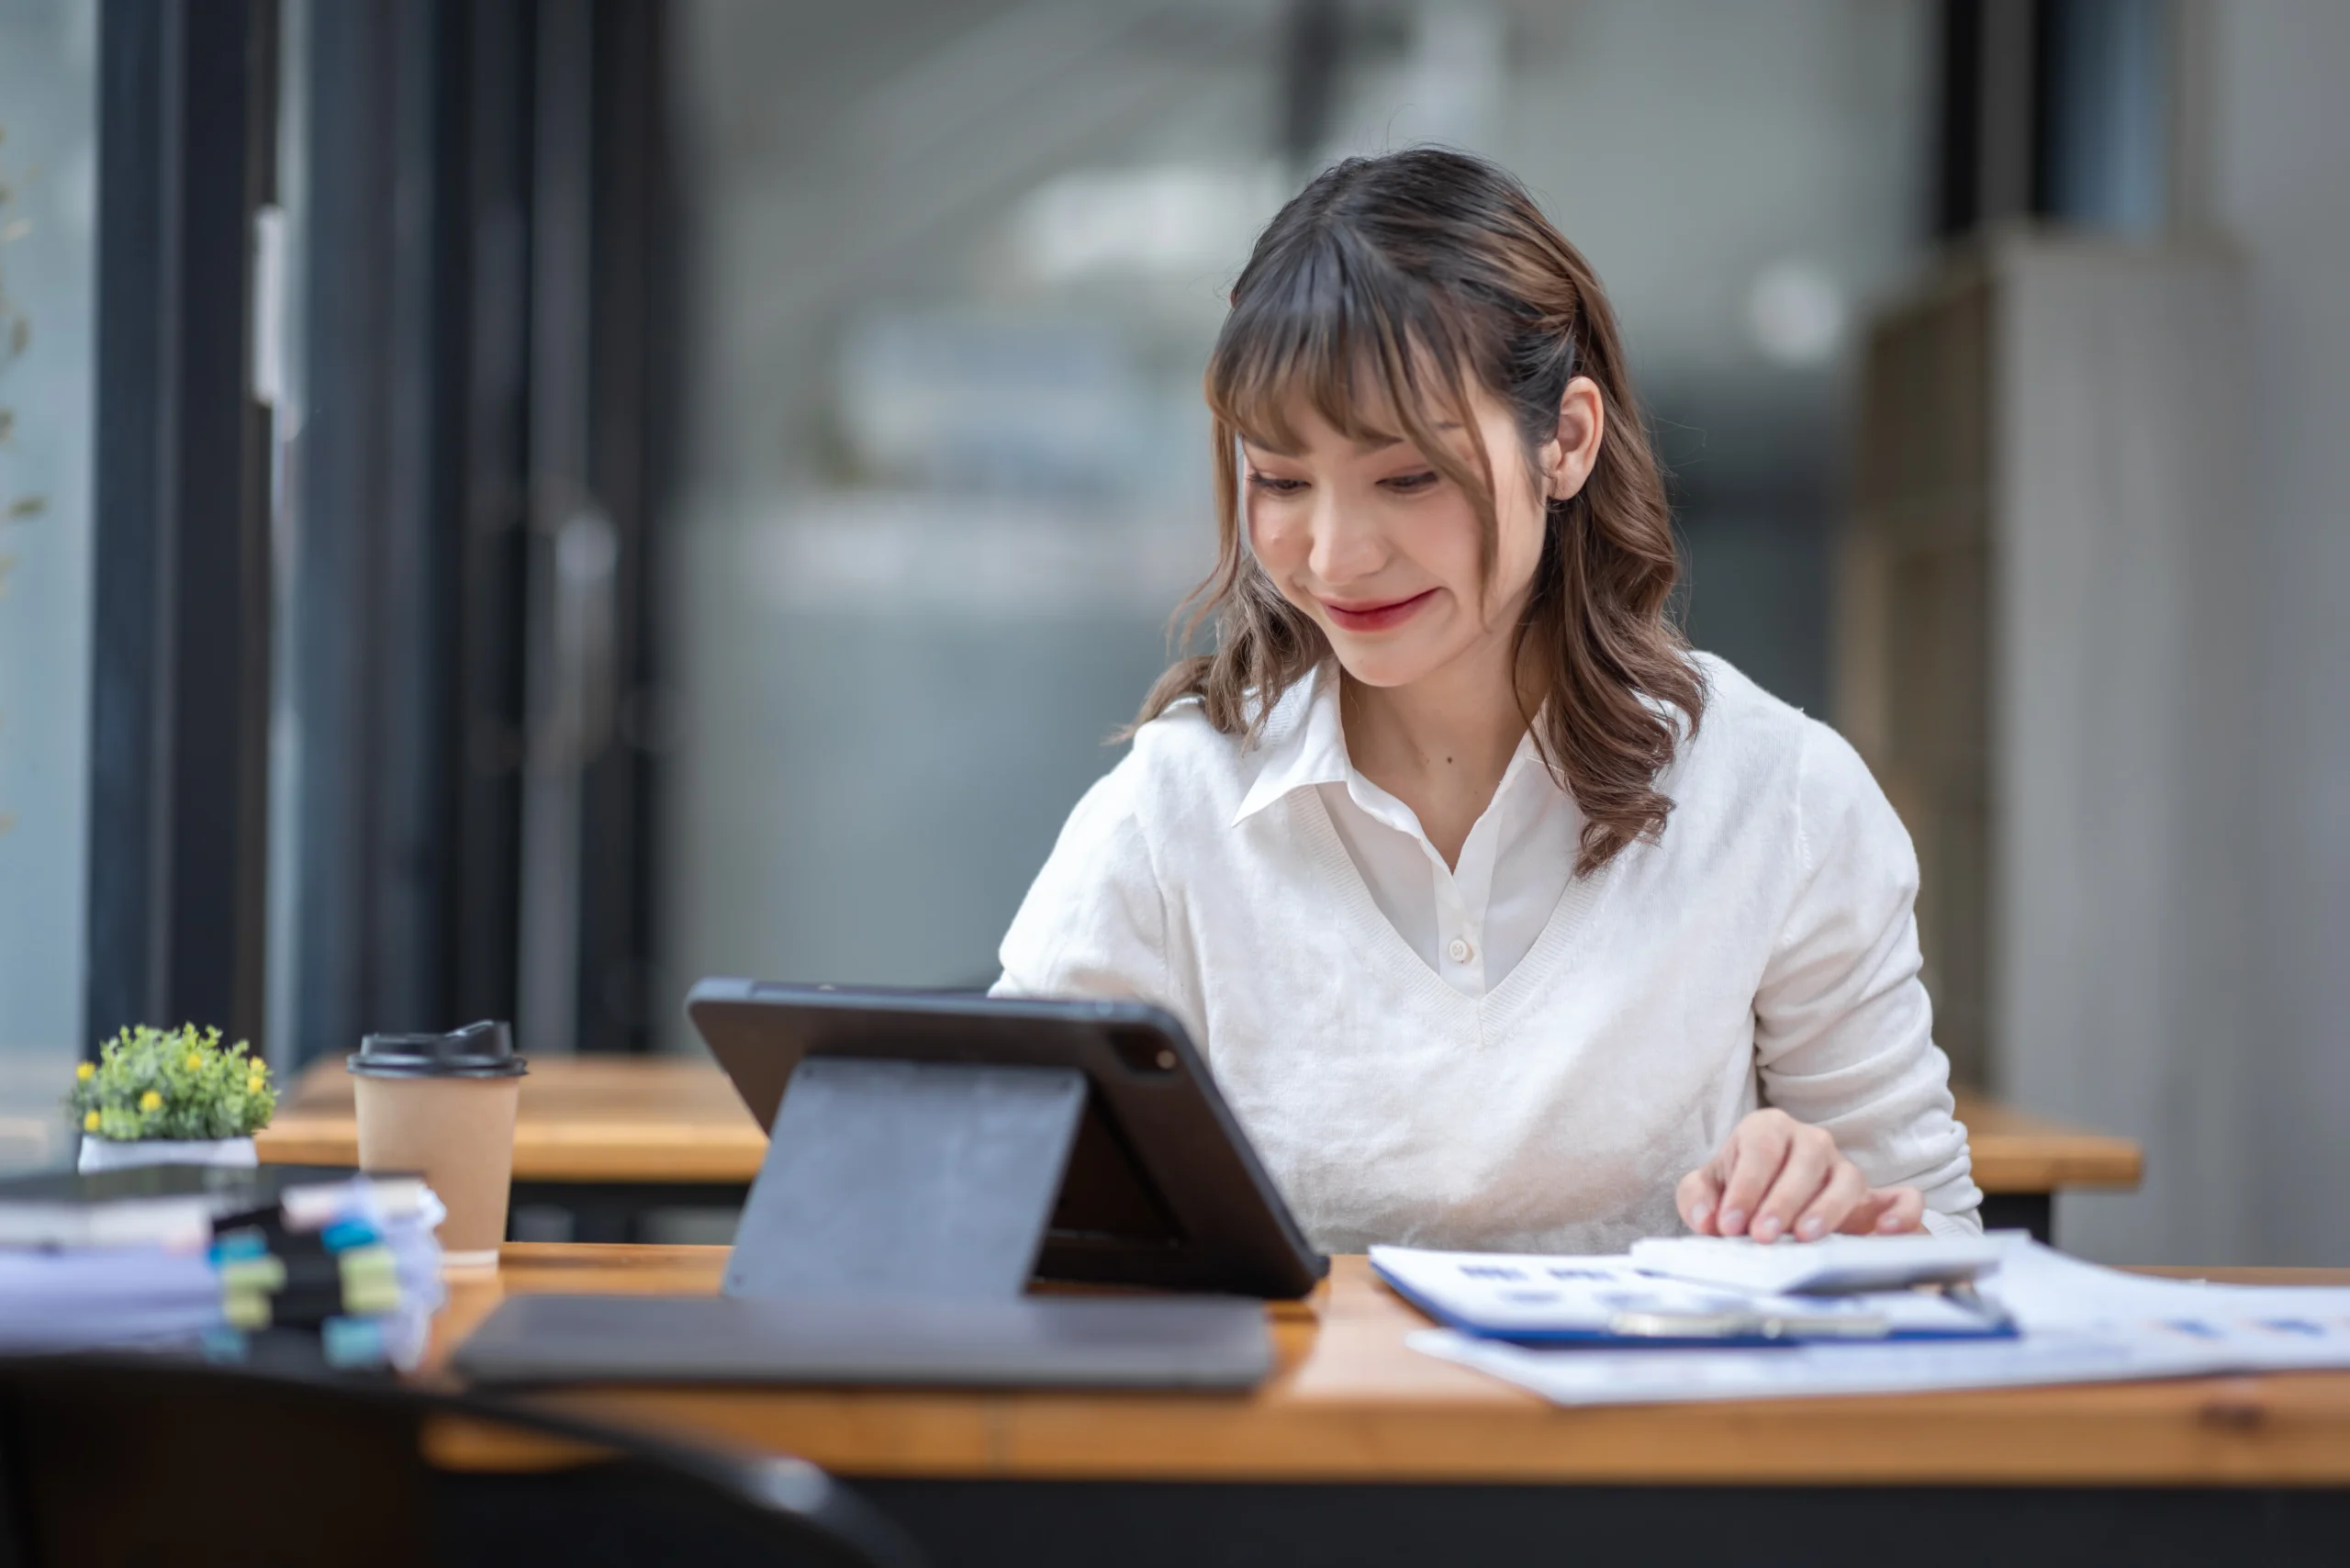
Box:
[1380,1236,2350,1407]
[0,1164,448,1371]
[0,1248,225,1351]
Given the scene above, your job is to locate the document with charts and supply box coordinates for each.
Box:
[1399,1238,2350,1406]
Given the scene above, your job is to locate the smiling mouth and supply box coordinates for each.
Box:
[1320,588,1439,633]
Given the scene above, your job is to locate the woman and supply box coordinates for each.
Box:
[994,150,1979,1254]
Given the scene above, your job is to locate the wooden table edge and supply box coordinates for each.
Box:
[260,1126,2148,1195]
[422,1246,2350,1487]
[267,1061,2146,1195]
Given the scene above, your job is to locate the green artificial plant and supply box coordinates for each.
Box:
[68,1025,276,1142]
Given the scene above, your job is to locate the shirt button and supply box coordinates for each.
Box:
[1447,936,1473,964]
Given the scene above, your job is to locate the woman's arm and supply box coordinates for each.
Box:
[1738,722,1983,1237]
[990,757,1204,1047]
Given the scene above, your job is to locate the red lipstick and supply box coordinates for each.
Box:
[1320,588,1438,633]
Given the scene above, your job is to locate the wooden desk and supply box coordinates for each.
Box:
[430,1246,2350,1566]
[259,1057,2143,1242]
[260,1057,767,1185]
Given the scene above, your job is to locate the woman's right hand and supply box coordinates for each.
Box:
[1675,1108,1926,1241]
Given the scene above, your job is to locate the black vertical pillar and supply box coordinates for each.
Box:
[444,0,538,1035]
[576,0,671,1054]
[280,0,397,1059]
[86,0,276,1053]
[518,0,672,1058]
[276,0,668,1064]
[285,0,534,1058]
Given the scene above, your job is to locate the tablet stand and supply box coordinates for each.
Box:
[666,1055,1273,1388]
[724,1057,1089,1301]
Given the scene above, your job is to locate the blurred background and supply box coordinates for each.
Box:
[0,0,2342,1266]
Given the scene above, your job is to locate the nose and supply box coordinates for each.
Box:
[1304,484,1385,588]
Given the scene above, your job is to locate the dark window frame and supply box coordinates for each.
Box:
[85,0,279,1054]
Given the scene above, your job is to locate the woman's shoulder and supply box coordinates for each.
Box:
[1113,678,1312,828]
[1677,652,1881,811]
[1121,694,1262,802]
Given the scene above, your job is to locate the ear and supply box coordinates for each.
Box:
[1540,375,1606,503]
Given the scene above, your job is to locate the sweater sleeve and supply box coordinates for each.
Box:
[990,754,1203,1043]
[1752,724,1984,1233]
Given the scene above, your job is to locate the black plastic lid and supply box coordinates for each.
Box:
[348,1020,528,1080]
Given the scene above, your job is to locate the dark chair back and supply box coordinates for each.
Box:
[0,1354,924,1568]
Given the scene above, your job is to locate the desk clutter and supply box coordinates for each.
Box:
[1379,1234,2350,1406]
[0,1163,447,1372]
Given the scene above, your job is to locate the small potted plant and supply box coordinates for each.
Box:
[68,1025,277,1173]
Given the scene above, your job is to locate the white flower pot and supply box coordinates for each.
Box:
[77,1136,259,1174]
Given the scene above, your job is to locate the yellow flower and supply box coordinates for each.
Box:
[139,1090,162,1114]
[185,1052,204,1070]
[75,1062,94,1081]
[83,1111,99,1132]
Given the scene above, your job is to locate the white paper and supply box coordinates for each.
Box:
[0,1247,224,1350]
[1975,1239,2350,1368]
[1412,1327,2199,1406]
[1401,1238,2350,1406]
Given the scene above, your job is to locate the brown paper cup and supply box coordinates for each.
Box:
[353,1074,521,1268]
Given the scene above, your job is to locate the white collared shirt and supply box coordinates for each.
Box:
[1232,673,1581,996]
[993,654,1982,1254]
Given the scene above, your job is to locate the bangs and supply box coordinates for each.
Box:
[1206,227,1482,466]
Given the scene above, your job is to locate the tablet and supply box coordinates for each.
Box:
[686,979,1327,1300]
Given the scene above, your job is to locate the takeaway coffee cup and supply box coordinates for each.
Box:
[349,1021,527,1269]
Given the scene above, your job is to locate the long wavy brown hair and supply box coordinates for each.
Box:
[1137,149,1704,874]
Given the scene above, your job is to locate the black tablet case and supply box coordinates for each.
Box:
[454,988,1306,1389]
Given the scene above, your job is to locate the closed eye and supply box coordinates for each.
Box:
[1247,472,1308,497]
[1381,470,1440,494]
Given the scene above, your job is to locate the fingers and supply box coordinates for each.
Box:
[1712,1111,1794,1238]
[1677,1165,1725,1235]
[1748,1126,1836,1243]
[1793,1159,1871,1242]
[1677,1112,1918,1242]
[1874,1185,1926,1234]
[1837,1184,1927,1236]
[1838,1191,1895,1235]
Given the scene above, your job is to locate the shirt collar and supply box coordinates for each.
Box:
[1231,663,1353,825]
[1233,664,1570,832]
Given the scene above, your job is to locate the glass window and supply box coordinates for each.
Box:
[0,0,98,1167]
[659,0,1930,1026]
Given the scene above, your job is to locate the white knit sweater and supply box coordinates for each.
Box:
[994,654,1982,1254]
